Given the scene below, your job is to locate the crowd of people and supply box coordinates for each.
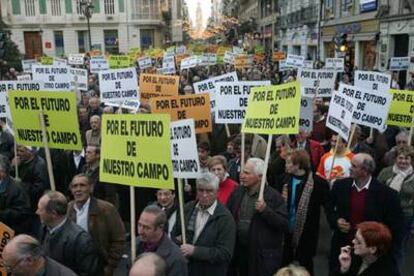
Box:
[1,49,413,276]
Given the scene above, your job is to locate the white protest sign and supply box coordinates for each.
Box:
[299,97,313,132]
[326,89,355,141]
[325,58,344,71]
[338,83,391,131]
[90,56,109,73]
[69,68,88,91]
[99,67,139,103]
[157,67,177,75]
[223,51,235,64]
[279,60,294,71]
[68,54,85,65]
[170,119,201,178]
[215,81,270,124]
[162,55,176,74]
[303,60,314,69]
[202,53,217,66]
[233,46,244,55]
[32,65,71,91]
[53,57,67,67]
[194,72,239,112]
[21,59,38,73]
[106,99,141,112]
[138,57,153,70]
[298,69,336,97]
[176,45,187,55]
[286,54,305,68]
[17,74,31,81]
[390,57,410,71]
[180,56,199,70]
[354,70,391,94]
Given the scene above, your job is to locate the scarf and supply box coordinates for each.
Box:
[292,173,314,250]
[389,164,413,192]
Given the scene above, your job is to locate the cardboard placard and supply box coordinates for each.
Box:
[99,68,139,103]
[139,74,179,102]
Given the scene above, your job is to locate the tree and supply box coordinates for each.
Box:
[0,19,23,74]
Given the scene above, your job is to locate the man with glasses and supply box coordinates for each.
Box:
[173,172,236,275]
[2,234,76,276]
[326,153,403,275]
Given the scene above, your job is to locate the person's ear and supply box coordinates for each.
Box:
[368,246,377,256]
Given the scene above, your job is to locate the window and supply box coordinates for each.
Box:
[54,31,65,57]
[325,0,335,19]
[76,0,83,15]
[341,0,353,17]
[104,30,119,54]
[104,0,115,14]
[131,0,160,19]
[78,31,88,53]
[140,29,154,49]
[24,0,36,16]
[51,0,62,16]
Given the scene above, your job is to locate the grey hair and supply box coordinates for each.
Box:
[247,157,265,177]
[196,172,220,191]
[355,153,376,174]
[134,252,166,276]
[14,235,45,260]
[0,154,11,174]
[396,130,409,141]
[142,205,167,230]
[44,191,68,216]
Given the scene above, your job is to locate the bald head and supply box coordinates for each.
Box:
[129,253,166,276]
[353,153,375,174]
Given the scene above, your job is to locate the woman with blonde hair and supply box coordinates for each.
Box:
[208,155,238,205]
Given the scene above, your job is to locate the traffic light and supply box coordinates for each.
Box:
[334,33,348,53]
[0,32,6,59]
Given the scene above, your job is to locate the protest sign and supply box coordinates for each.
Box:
[272,52,286,62]
[22,59,38,73]
[233,46,244,55]
[109,55,131,69]
[176,45,187,54]
[17,74,31,81]
[390,57,410,71]
[162,55,176,75]
[325,58,344,71]
[139,73,179,102]
[193,72,238,111]
[387,89,414,128]
[180,56,199,70]
[170,119,201,178]
[338,83,391,131]
[299,97,313,132]
[326,89,355,141]
[69,68,88,91]
[201,53,217,66]
[223,51,235,64]
[175,54,189,68]
[53,57,67,67]
[298,69,336,97]
[150,93,211,134]
[68,54,85,65]
[138,57,153,70]
[286,54,305,68]
[241,81,301,135]
[0,222,15,276]
[279,60,294,71]
[90,56,109,73]
[32,65,71,91]
[9,91,82,150]
[303,60,314,69]
[354,70,391,94]
[215,81,270,124]
[99,68,139,103]
[40,56,54,65]
[99,114,174,189]
[234,55,250,69]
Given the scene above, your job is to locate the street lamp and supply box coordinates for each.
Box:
[80,0,94,51]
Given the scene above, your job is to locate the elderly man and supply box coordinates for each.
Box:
[0,155,31,234]
[85,115,101,146]
[67,174,125,276]
[173,173,236,276]
[227,157,288,276]
[37,191,101,275]
[136,205,188,276]
[129,252,167,276]
[88,96,103,118]
[327,153,403,274]
[2,234,76,276]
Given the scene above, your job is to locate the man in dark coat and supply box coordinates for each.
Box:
[136,205,188,276]
[0,155,31,234]
[2,234,77,276]
[173,172,236,276]
[327,153,403,275]
[67,174,125,276]
[227,157,288,276]
[37,191,101,276]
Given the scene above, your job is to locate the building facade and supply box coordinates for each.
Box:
[1,0,170,58]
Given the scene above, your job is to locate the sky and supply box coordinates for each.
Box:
[185,0,212,29]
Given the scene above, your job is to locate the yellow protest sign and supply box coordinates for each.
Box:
[0,222,15,275]
[99,114,174,189]
[139,73,179,103]
[150,93,212,134]
[109,55,131,69]
[242,81,301,135]
[272,52,286,62]
[9,91,82,150]
[41,56,54,65]
[234,55,250,69]
[387,89,414,127]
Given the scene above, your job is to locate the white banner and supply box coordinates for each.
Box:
[69,68,88,91]
[53,57,67,67]
[303,60,314,69]
[21,59,38,73]
[68,54,85,65]
[389,57,410,71]
[286,54,305,68]
[162,55,176,74]
[99,68,139,103]
[32,65,71,91]
[90,56,109,73]
[170,119,201,178]
[299,97,313,132]
[180,56,199,70]
[16,74,31,81]
[298,69,336,97]
[215,81,270,124]
[326,90,355,141]
[338,83,392,131]
[223,51,235,64]
[325,58,344,72]
[354,70,391,94]
[138,57,153,70]
[279,60,294,71]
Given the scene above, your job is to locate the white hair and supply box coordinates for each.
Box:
[247,157,265,177]
[196,172,220,191]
